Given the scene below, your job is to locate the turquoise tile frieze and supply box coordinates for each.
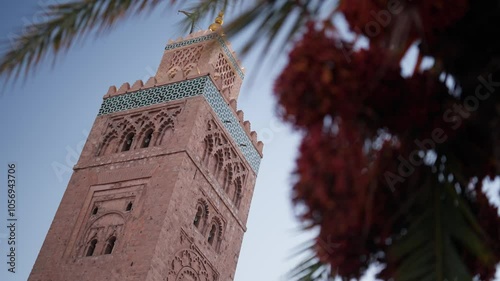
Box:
[202,80,261,173]
[97,78,205,115]
[97,76,261,173]
[165,33,244,79]
[165,34,217,50]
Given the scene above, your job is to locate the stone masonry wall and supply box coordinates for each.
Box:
[29,94,257,281]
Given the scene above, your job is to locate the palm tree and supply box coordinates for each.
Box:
[2,1,499,280]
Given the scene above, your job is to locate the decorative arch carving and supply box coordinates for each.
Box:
[176,267,199,281]
[118,127,136,152]
[211,216,223,237]
[233,176,243,208]
[214,132,228,148]
[117,118,135,131]
[202,134,214,161]
[222,163,233,192]
[207,216,224,252]
[231,162,247,208]
[195,198,210,217]
[87,211,125,228]
[136,121,155,148]
[98,130,118,156]
[199,119,249,208]
[167,45,204,81]
[213,149,224,175]
[193,198,209,231]
[213,53,236,95]
[97,105,183,155]
[154,110,173,125]
[153,107,182,145]
[80,212,125,257]
[84,237,98,256]
[166,247,217,281]
[156,117,174,145]
[135,113,150,127]
[183,62,198,77]
[168,65,183,80]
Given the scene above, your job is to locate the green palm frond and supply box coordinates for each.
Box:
[177,0,231,33]
[388,173,496,281]
[226,0,317,55]
[179,0,329,84]
[1,0,330,82]
[287,239,335,281]
[0,0,162,81]
[157,0,328,57]
[288,166,497,281]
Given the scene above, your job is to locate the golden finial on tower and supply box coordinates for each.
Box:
[209,11,224,32]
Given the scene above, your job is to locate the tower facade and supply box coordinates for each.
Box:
[29,27,263,281]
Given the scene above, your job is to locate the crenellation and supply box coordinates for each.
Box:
[229,99,237,113]
[250,131,257,144]
[256,141,264,155]
[130,80,144,91]
[243,120,251,135]
[105,79,158,99]
[236,110,244,123]
[105,86,117,98]
[144,77,156,88]
[116,82,130,95]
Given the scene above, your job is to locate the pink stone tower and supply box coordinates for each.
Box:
[29,25,263,281]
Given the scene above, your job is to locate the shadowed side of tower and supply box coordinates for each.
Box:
[28,28,263,281]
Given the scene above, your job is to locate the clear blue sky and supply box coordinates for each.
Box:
[0,1,499,281]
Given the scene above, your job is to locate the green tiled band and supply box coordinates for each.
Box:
[98,76,261,173]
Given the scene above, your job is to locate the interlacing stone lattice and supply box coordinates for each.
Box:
[164,33,244,79]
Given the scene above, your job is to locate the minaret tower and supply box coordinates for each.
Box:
[29,14,263,281]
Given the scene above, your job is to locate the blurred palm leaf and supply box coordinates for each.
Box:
[287,240,335,281]
[289,167,498,281]
[177,0,329,54]
[0,0,163,81]
[0,0,331,82]
[388,173,495,281]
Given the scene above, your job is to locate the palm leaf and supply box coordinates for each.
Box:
[0,0,162,81]
[287,240,335,281]
[388,171,495,281]
[175,0,310,63]
[1,0,331,82]
[180,0,332,87]
[223,0,332,56]
[177,0,230,34]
